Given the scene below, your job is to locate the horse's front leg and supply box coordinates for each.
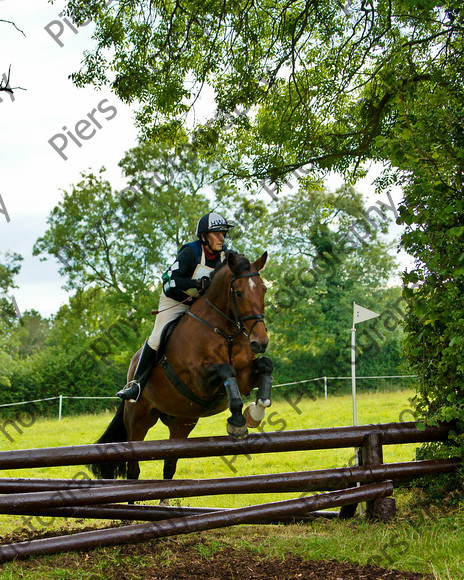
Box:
[243,356,273,428]
[207,363,248,439]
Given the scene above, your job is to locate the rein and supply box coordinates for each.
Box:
[187,271,266,363]
[151,291,201,315]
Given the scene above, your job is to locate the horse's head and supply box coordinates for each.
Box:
[227,251,269,354]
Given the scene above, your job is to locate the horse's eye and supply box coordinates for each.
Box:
[235,291,244,298]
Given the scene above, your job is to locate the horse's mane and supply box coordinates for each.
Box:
[211,250,251,280]
[232,253,252,277]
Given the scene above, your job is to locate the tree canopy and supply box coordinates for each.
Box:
[0,252,23,390]
[0,251,23,325]
[33,143,240,299]
[62,1,463,182]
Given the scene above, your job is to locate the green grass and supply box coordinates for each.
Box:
[0,389,463,578]
[1,388,418,485]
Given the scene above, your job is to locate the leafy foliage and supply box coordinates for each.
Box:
[262,183,401,390]
[62,1,463,182]
[0,252,23,390]
[32,168,166,300]
[384,17,464,469]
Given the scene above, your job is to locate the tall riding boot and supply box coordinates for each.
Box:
[116,341,158,402]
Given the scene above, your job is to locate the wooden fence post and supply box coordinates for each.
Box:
[363,432,396,521]
[339,447,363,519]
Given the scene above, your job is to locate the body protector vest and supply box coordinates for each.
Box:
[162,240,226,302]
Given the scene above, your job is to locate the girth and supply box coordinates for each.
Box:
[160,355,226,410]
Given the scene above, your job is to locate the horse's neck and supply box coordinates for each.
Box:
[204,270,233,321]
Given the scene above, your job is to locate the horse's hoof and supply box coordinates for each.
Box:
[243,404,262,428]
[227,422,248,439]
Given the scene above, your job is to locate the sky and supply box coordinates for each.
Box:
[1,0,139,316]
[0,0,411,319]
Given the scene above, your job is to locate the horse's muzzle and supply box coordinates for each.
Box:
[250,340,268,354]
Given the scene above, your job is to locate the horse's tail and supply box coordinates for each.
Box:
[89,401,129,479]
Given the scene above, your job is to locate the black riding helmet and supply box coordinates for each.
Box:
[196,212,235,241]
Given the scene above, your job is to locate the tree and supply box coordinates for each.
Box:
[2,286,140,412]
[14,310,50,358]
[62,1,462,178]
[118,140,245,248]
[33,141,249,319]
[368,21,464,472]
[0,252,23,391]
[0,251,22,292]
[0,66,15,98]
[262,182,400,387]
[397,95,464,464]
[33,169,146,297]
[0,251,23,325]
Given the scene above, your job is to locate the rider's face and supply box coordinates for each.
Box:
[205,231,225,252]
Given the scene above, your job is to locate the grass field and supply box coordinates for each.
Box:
[0,388,463,579]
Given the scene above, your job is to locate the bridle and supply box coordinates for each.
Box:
[229,272,266,337]
[187,271,266,362]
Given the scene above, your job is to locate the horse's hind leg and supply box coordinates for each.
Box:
[160,415,199,481]
[124,401,161,480]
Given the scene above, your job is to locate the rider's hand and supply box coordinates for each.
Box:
[197,276,211,293]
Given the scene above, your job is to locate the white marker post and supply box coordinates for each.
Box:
[351,302,380,426]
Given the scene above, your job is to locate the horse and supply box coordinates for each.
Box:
[90,250,274,482]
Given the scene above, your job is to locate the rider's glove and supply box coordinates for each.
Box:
[197,276,211,294]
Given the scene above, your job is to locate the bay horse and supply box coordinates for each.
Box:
[91,251,274,482]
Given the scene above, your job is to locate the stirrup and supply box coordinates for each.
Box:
[116,380,141,403]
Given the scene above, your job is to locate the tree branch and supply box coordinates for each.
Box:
[0,65,26,93]
[0,18,26,37]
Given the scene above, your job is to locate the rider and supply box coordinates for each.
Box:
[116,211,235,402]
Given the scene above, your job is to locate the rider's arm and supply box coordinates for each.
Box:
[163,245,198,302]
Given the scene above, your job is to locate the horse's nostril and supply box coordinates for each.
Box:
[250,341,267,353]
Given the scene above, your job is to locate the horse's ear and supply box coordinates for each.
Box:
[228,251,238,270]
[253,251,268,271]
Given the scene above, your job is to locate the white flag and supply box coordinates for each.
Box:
[353,302,380,325]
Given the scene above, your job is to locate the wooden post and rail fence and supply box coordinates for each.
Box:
[0,421,460,562]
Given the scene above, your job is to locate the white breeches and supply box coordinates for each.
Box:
[147,294,190,351]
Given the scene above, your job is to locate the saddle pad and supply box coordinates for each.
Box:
[157,314,184,360]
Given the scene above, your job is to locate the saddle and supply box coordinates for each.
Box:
[157,315,183,361]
